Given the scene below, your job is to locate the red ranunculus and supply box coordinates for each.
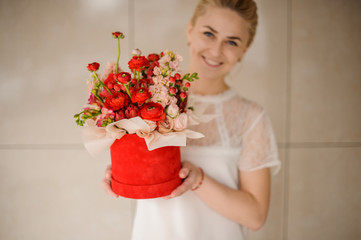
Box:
[140,102,166,122]
[131,78,137,85]
[150,61,159,69]
[147,53,160,62]
[115,110,126,121]
[99,88,117,98]
[87,62,100,72]
[146,69,153,79]
[131,87,151,104]
[104,92,129,111]
[113,84,121,91]
[112,31,124,39]
[137,79,150,88]
[128,56,149,72]
[117,72,131,84]
[125,104,140,118]
[99,73,118,98]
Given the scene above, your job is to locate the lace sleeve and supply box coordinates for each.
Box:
[238,109,281,175]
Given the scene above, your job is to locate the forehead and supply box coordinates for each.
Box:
[195,6,249,40]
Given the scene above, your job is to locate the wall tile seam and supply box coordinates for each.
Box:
[128,0,135,53]
[0,144,83,150]
[280,142,361,148]
[283,0,294,238]
[1,142,360,150]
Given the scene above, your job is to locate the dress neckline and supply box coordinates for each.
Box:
[190,88,237,103]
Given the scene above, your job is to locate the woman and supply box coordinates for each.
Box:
[103,0,280,239]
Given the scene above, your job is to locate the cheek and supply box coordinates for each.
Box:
[189,35,208,53]
[226,50,242,65]
[228,47,245,63]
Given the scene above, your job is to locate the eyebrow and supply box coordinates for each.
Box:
[204,25,243,42]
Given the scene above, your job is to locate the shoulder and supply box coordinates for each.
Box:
[229,92,268,134]
[231,91,265,119]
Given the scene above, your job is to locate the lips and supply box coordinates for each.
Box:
[202,56,223,68]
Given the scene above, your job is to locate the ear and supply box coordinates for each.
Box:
[243,47,248,55]
[186,22,193,44]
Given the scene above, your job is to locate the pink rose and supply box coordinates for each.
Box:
[144,120,157,132]
[166,103,179,118]
[173,113,187,131]
[158,116,174,134]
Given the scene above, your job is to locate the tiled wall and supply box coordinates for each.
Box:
[0,0,360,239]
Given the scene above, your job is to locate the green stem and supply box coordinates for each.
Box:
[92,89,104,103]
[116,38,120,74]
[94,93,104,103]
[124,83,132,98]
[93,72,112,96]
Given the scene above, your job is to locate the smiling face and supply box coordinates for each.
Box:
[187,6,250,82]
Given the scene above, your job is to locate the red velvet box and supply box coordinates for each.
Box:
[110,134,182,199]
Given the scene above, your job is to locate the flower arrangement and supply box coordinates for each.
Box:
[74,31,199,137]
[74,32,203,199]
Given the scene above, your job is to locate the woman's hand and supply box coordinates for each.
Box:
[101,165,119,198]
[164,161,203,200]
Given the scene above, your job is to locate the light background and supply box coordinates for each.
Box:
[0,0,360,239]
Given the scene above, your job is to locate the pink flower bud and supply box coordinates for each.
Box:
[169,76,175,83]
[131,48,142,56]
[174,73,181,80]
[169,87,177,95]
[180,92,187,99]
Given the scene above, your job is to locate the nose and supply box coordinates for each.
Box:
[209,40,222,58]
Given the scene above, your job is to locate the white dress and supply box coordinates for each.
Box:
[131,89,281,240]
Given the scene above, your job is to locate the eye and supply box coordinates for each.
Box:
[227,40,238,47]
[203,31,214,38]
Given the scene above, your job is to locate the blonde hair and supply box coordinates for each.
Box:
[190,0,258,47]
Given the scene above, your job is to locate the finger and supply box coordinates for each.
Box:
[162,195,172,200]
[101,178,119,198]
[170,173,195,198]
[179,167,190,179]
[105,165,112,180]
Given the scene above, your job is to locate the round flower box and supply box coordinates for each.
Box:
[110,134,182,199]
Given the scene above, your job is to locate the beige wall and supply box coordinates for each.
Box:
[0,0,360,239]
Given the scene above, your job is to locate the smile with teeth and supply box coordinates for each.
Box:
[202,56,223,67]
